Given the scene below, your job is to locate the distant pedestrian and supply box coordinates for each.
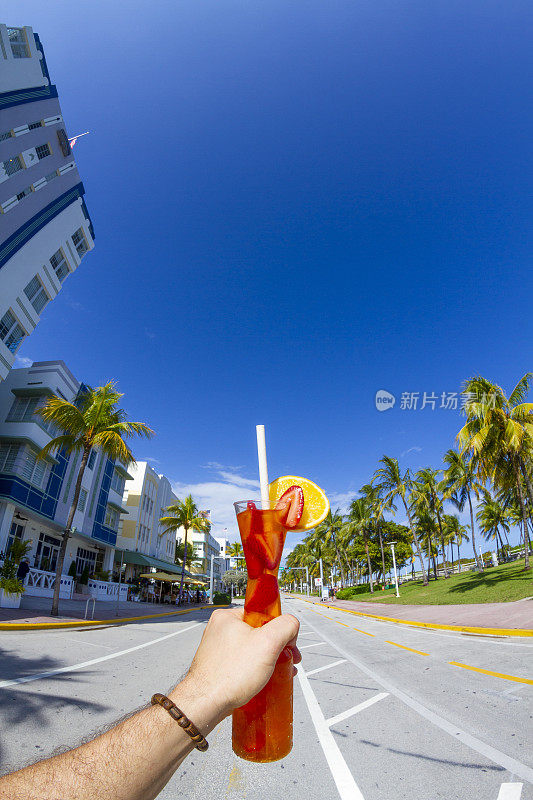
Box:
[16,559,30,583]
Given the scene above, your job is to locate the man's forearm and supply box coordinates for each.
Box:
[0,680,225,800]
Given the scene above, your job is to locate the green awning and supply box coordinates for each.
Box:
[114,549,189,577]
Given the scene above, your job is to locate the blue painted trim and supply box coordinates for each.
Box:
[91,458,118,546]
[0,447,68,520]
[0,84,58,109]
[0,182,93,270]
[33,32,51,86]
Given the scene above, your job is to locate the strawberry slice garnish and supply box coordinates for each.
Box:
[275,485,304,529]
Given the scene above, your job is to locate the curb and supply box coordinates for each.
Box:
[288,597,533,638]
[0,605,214,631]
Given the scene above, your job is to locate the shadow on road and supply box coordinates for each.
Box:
[358,739,505,771]
[0,645,110,771]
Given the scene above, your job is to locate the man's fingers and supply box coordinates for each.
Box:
[258,614,300,655]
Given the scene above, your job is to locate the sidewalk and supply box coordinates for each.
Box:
[0,595,208,626]
[290,594,533,631]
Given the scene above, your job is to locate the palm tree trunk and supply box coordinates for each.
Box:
[332,537,345,587]
[403,499,428,586]
[364,536,374,593]
[467,492,483,572]
[457,540,461,572]
[441,538,448,578]
[51,446,91,616]
[178,525,189,603]
[378,523,386,586]
[512,458,530,570]
[518,457,532,567]
[434,497,448,578]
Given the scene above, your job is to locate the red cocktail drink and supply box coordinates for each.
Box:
[232,500,293,762]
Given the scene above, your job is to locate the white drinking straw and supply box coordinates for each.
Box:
[256,424,270,508]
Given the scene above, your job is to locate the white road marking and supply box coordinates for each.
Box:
[298,631,317,637]
[497,783,523,799]
[300,642,326,650]
[0,623,202,689]
[297,663,366,800]
[306,659,347,676]
[298,609,533,785]
[326,692,389,727]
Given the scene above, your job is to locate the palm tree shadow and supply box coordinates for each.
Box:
[0,645,109,772]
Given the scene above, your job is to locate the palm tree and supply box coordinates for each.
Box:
[342,497,375,592]
[442,514,469,573]
[373,456,428,586]
[458,374,533,569]
[412,467,449,578]
[309,509,346,586]
[159,496,210,603]
[36,383,153,616]
[441,449,484,572]
[477,495,511,561]
[226,541,246,569]
[175,541,202,570]
[360,483,389,583]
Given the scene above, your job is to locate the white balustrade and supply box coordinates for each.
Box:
[25,568,73,599]
[87,579,128,601]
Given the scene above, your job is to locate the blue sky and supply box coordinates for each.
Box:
[7,1,533,561]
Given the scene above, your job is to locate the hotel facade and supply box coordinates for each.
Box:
[0,361,128,600]
[115,461,180,580]
[0,23,94,382]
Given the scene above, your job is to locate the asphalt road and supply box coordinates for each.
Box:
[0,598,531,800]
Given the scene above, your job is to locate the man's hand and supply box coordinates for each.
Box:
[178,609,301,718]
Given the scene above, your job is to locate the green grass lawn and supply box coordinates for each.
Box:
[344,559,533,605]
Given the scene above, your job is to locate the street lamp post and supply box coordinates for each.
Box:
[389,541,400,598]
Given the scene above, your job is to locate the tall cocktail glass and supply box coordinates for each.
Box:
[231,500,293,762]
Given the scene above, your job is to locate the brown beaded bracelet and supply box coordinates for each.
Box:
[151,693,209,751]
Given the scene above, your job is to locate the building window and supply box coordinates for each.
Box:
[104,506,119,531]
[7,28,30,59]
[24,276,49,315]
[110,470,125,495]
[16,185,33,201]
[34,533,61,572]
[28,121,43,130]
[87,451,96,470]
[21,447,46,487]
[72,228,88,257]
[0,310,26,353]
[0,442,20,473]
[78,488,88,512]
[49,248,69,282]
[36,143,51,160]
[76,547,97,577]
[0,130,13,142]
[7,395,40,422]
[3,154,23,176]
[5,522,25,559]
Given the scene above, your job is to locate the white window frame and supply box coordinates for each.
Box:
[24,275,49,315]
[0,309,26,353]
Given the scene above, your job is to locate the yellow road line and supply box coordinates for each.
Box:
[336,621,350,628]
[294,598,533,638]
[385,640,429,656]
[353,627,375,637]
[0,606,214,631]
[449,661,533,685]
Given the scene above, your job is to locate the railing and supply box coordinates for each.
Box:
[25,568,73,599]
[87,579,128,601]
